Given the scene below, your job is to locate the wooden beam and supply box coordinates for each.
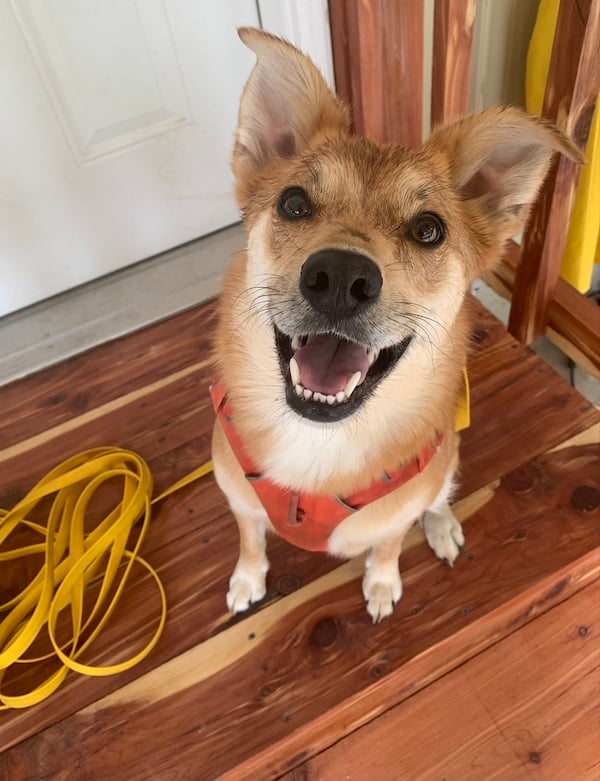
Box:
[491,241,600,376]
[508,0,600,344]
[280,583,600,781]
[215,552,600,781]
[329,0,424,146]
[1,296,598,775]
[328,0,360,132]
[430,0,476,128]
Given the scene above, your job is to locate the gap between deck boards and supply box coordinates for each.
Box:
[219,552,600,781]
[83,479,498,713]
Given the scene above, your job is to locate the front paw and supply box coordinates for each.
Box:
[362,570,403,623]
[421,508,464,566]
[226,562,268,614]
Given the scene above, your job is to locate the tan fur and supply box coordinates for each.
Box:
[212,28,581,621]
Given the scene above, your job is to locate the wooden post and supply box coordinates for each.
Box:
[430,0,476,128]
[329,0,424,147]
[508,0,600,344]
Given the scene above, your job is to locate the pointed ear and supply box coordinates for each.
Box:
[425,107,584,238]
[233,28,349,181]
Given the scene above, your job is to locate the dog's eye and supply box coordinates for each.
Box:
[407,212,445,246]
[278,187,313,220]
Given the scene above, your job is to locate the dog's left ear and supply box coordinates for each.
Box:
[425,107,584,240]
[233,28,349,182]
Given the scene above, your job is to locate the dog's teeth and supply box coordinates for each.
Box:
[289,356,300,385]
[326,395,336,405]
[303,388,313,400]
[344,371,362,398]
[336,391,346,403]
[291,335,302,351]
[314,392,324,402]
[295,384,303,397]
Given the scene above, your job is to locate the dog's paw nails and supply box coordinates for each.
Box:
[363,575,402,623]
[226,570,267,615]
[366,588,395,623]
[422,510,464,566]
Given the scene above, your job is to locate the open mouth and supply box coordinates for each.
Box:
[275,328,413,422]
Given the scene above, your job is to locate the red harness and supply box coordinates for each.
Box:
[210,379,441,552]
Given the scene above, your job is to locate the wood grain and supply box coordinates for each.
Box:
[430,0,476,128]
[2,4,599,771]
[0,296,598,780]
[328,0,599,366]
[490,241,600,374]
[0,301,218,450]
[329,0,424,146]
[281,582,600,781]
[2,441,598,780]
[508,0,600,344]
[0,475,496,754]
[458,314,599,497]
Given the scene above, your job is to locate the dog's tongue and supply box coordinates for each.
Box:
[293,335,370,395]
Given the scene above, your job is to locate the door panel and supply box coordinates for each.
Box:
[0,0,259,315]
[0,0,332,317]
[13,0,194,161]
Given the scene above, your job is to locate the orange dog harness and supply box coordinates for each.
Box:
[210,379,441,552]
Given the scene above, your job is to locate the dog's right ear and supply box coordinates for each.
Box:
[233,28,349,182]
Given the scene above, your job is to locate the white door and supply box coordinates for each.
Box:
[0,0,333,317]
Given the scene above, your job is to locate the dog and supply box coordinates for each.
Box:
[211,28,580,622]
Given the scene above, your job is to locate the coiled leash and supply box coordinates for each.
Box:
[0,372,468,710]
[0,448,213,709]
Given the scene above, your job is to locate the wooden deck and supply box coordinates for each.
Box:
[0,297,598,780]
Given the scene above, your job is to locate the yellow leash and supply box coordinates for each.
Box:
[0,372,468,711]
[0,448,213,710]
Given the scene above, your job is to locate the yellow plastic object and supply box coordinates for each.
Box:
[0,448,212,709]
[455,367,470,432]
[526,0,599,293]
[0,372,467,710]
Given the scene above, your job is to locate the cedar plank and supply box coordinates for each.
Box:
[1,298,598,764]
[459,343,597,496]
[1,300,596,505]
[2,442,598,780]
[0,302,217,449]
[430,0,476,127]
[328,0,423,146]
[0,367,215,498]
[281,582,600,781]
[0,484,336,753]
[0,299,598,753]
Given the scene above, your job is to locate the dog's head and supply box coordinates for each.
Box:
[231,28,581,425]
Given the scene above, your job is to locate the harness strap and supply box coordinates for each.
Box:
[210,379,442,552]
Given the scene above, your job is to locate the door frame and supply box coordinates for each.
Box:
[258,0,335,86]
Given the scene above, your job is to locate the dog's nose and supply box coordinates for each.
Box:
[300,249,382,320]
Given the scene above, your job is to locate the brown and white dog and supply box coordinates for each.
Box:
[211,28,580,621]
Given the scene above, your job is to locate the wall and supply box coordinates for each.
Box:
[469,0,539,112]
[422,0,540,137]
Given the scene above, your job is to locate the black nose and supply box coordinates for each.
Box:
[300,249,382,320]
